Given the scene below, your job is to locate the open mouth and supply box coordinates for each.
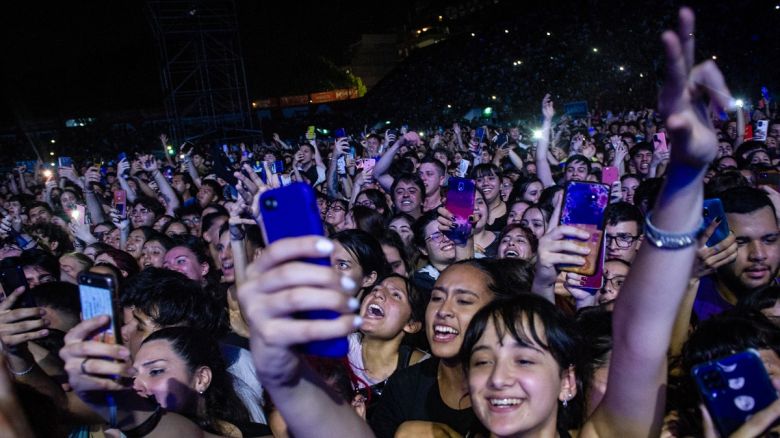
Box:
[222,262,234,272]
[504,249,519,258]
[433,324,459,342]
[365,303,385,319]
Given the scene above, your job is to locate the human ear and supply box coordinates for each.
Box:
[362,271,377,288]
[558,365,578,403]
[193,366,212,394]
[403,320,422,334]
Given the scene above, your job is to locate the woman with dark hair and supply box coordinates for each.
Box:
[132,327,266,436]
[354,188,391,219]
[510,176,544,204]
[471,164,508,231]
[325,198,349,233]
[496,223,537,261]
[125,226,157,262]
[472,188,499,258]
[387,212,416,255]
[348,274,427,416]
[520,204,552,240]
[139,232,175,269]
[378,232,412,277]
[331,229,388,298]
[94,247,140,278]
[345,206,385,238]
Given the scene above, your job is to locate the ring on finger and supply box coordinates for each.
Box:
[81,358,91,375]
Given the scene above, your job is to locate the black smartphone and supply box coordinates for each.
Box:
[0,266,35,309]
[78,272,122,344]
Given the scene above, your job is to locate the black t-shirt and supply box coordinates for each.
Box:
[485,213,508,232]
[369,358,476,438]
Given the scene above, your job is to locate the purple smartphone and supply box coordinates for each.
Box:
[258,183,347,357]
[560,182,610,276]
[445,178,476,245]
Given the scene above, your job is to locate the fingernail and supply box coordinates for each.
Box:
[341,276,356,292]
[450,215,456,221]
[119,348,130,358]
[353,316,364,328]
[348,297,359,311]
[315,239,334,254]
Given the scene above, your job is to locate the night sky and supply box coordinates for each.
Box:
[1,1,779,125]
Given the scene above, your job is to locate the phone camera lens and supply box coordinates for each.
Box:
[263,198,278,210]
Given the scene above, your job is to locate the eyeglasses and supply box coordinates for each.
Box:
[327,204,345,213]
[182,217,201,225]
[605,233,639,248]
[355,200,375,208]
[425,232,449,245]
[604,275,626,289]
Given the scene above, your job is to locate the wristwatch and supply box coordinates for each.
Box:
[643,212,703,249]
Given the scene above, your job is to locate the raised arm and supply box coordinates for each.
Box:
[536,94,557,188]
[237,237,373,438]
[373,138,402,191]
[585,8,732,437]
[83,166,107,225]
[141,155,180,216]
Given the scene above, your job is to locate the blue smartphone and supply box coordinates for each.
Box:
[693,349,779,437]
[702,198,730,248]
[257,183,347,357]
[58,156,73,168]
[335,128,347,138]
[444,178,476,245]
[476,127,486,141]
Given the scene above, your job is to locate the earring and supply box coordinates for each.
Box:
[562,398,568,408]
[198,390,204,395]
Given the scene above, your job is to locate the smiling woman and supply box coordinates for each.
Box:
[370,259,511,437]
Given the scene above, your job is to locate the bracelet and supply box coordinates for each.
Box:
[7,363,33,376]
[123,404,163,437]
[643,211,703,249]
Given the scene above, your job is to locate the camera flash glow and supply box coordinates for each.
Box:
[619,66,625,71]
[71,210,80,220]
[736,99,744,108]
[532,129,543,140]
[43,170,52,178]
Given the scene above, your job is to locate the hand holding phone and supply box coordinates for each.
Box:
[559,182,609,276]
[257,183,347,357]
[78,272,122,344]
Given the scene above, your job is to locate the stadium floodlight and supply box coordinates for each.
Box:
[483,107,493,116]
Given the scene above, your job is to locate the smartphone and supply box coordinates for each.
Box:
[280,174,292,186]
[756,170,780,190]
[0,266,34,308]
[559,182,609,276]
[702,198,730,248]
[601,166,619,186]
[444,178,476,245]
[744,124,754,141]
[335,128,347,139]
[495,133,508,146]
[337,156,347,175]
[580,235,606,293]
[113,190,127,220]
[78,272,122,344]
[693,349,779,437]
[71,204,88,225]
[358,158,376,175]
[475,127,486,142]
[756,120,769,142]
[257,183,346,357]
[457,159,471,178]
[652,132,668,154]
[58,156,73,168]
[272,160,285,174]
[306,126,316,141]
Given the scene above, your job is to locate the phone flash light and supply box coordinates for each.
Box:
[70,210,80,220]
[532,129,543,140]
[735,99,744,108]
[43,170,52,178]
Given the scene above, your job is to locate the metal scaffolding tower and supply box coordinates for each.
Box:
[146,0,253,145]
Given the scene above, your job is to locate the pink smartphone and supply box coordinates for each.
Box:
[652,132,668,154]
[580,235,606,293]
[113,190,127,219]
[602,166,619,185]
[444,178,476,245]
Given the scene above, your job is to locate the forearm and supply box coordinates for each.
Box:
[326,162,341,199]
[117,178,137,203]
[152,171,180,215]
[230,236,248,287]
[373,143,399,179]
[508,149,523,170]
[536,122,555,187]
[269,366,374,438]
[85,190,106,224]
[669,278,700,358]
[186,160,202,188]
[135,179,157,199]
[736,112,745,145]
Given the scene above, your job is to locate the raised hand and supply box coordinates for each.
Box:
[542,93,555,121]
[659,7,731,169]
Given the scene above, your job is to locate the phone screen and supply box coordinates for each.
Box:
[560,182,609,276]
[445,178,476,245]
[79,281,120,344]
